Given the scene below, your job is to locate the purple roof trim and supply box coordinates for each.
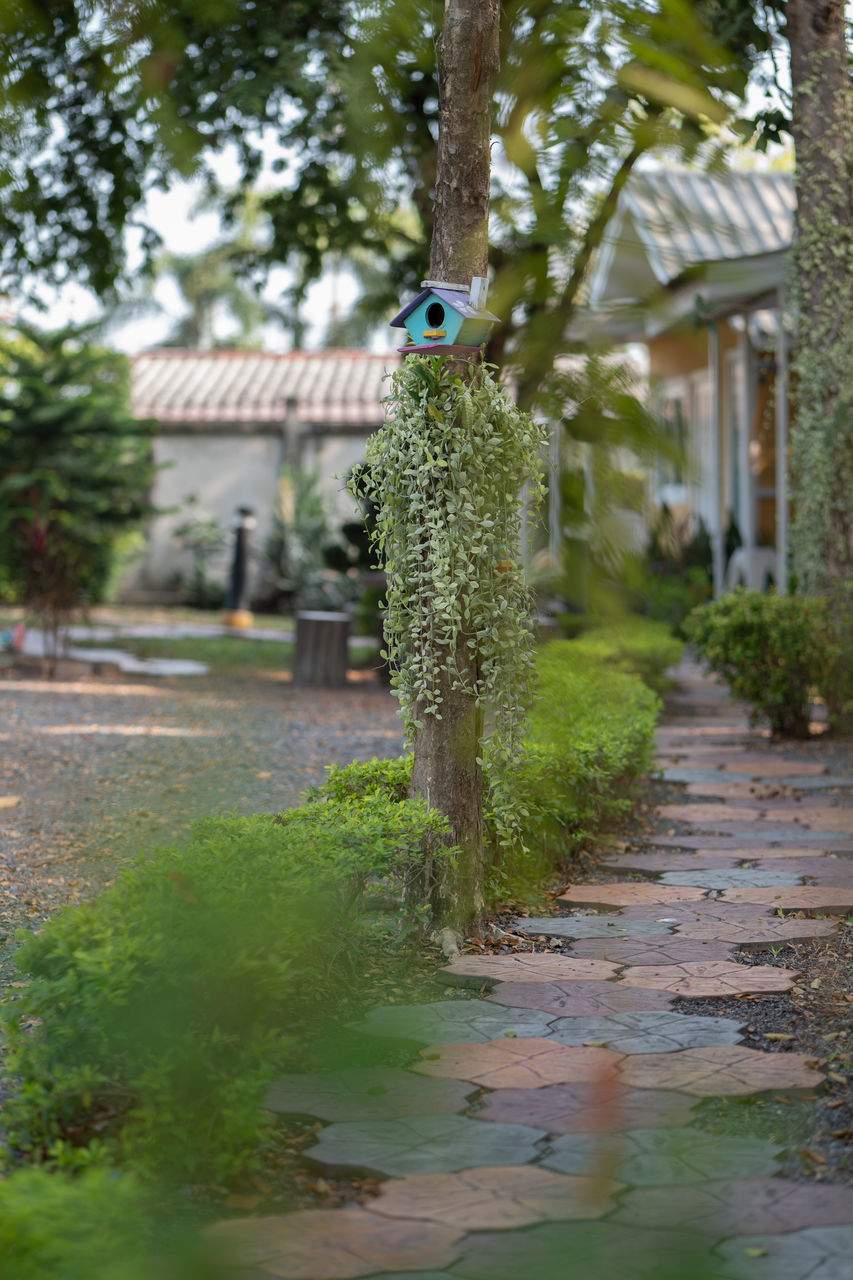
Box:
[396,343,485,355]
[390,287,499,328]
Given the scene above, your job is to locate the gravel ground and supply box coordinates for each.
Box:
[0,665,405,986]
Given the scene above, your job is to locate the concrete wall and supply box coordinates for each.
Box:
[120,427,371,599]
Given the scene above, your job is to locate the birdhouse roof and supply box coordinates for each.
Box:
[390,286,499,328]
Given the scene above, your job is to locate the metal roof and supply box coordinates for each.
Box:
[589,169,795,307]
[131,349,401,427]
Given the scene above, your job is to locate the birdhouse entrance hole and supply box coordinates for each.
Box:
[426,301,446,327]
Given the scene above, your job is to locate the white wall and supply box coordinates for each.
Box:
[121,429,371,596]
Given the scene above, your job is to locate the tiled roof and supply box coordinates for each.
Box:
[131,349,401,427]
[590,169,795,307]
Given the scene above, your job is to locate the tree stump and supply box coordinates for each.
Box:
[293,611,350,687]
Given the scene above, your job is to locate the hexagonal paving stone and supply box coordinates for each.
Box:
[556,883,708,908]
[618,1045,824,1096]
[713,1226,853,1280]
[725,845,836,859]
[619,901,776,924]
[365,1164,621,1230]
[542,1126,783,1186]
[547,1009,745,1053]
[566,937,735,965]
[413,1038,623,1090]
[682,780,791,800]
[677,821,847,843]
[437,954,619,986]
[658,803,764,824]
[204,1207,464,1280]
[614,1178,853,1236]
[486,980,676,1017]
[757,807,853,833]
[675,916,839,947]
[619,961,798,997]
[304,1114,546,1178]
[477,1081,696,1132]
[263,1068,474,1122]
[449,1221,721,1280]
[511,915,674,940]
[659,868,801,889]
[599,853,744,874]
[645,834,845,850]
[352,1000,558,1043]
[719,885,853,911]
[753,857,853,885]
[721,760,829,777]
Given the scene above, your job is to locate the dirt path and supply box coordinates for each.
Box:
[0,669,404,985]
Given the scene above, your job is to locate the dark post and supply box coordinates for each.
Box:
[223,506,256,629]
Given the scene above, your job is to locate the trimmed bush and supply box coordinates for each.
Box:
[499,643,659,864]
[0,1168,217,1280]
[570,618,683,693]
[686,589,832,737]
[313,639,660,880]
[3,799,452,1181]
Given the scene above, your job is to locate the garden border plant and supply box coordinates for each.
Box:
[685,588,833,737]
[359,353,546,862]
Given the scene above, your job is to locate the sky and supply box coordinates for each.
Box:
[21,141,368,355]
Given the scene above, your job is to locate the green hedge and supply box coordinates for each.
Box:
[0,1168,217,1280]
[2,798,451,1181]
[315,636,661,882]
[685,589,832,737]
[500,641,659,864]
[570,618,683,693]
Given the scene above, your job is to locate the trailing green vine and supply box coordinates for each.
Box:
[358,354,546,822]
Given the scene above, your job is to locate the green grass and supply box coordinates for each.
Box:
[72,635,380,672]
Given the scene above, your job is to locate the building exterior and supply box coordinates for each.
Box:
[125,348,400,599]
[580,167,796,594]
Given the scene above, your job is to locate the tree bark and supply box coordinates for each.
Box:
[786,0,853,732]
[410,0,500,931]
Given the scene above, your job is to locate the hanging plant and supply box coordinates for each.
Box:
[358,354,546,828]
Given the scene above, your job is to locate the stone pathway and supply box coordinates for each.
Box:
[212,658,853,1279]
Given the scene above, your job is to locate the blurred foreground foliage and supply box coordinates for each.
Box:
[3,626,670,1192]
[0,1167,220,1280]
[3,798,452,1182]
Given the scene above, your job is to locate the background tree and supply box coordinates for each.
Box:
[2,2,776,382]
[785,0,853,729]
[405,0,502,928]
[0,325,156,660]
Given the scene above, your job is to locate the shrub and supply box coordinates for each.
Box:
[4,799,451,1181]
[312,641,660,887]
[496,643,659,869]
[685,589,832,737]
[571,618,683,693]
[0,324,156,653]
[0,1168,217,1280]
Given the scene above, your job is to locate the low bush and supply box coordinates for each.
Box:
[685,589,832,737]
[0,1167,217,1280]
[3,799,452,1181]
[312,639,660,888]
[497,643,659,870]
[570,618,683,693]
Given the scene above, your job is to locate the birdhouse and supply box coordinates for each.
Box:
[390,277,498,354]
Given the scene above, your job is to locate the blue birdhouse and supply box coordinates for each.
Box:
[390,277,498,354]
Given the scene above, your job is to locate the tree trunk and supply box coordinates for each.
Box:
[787,0,852,324]
[786,0,853,729]
[410,0,500,931]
